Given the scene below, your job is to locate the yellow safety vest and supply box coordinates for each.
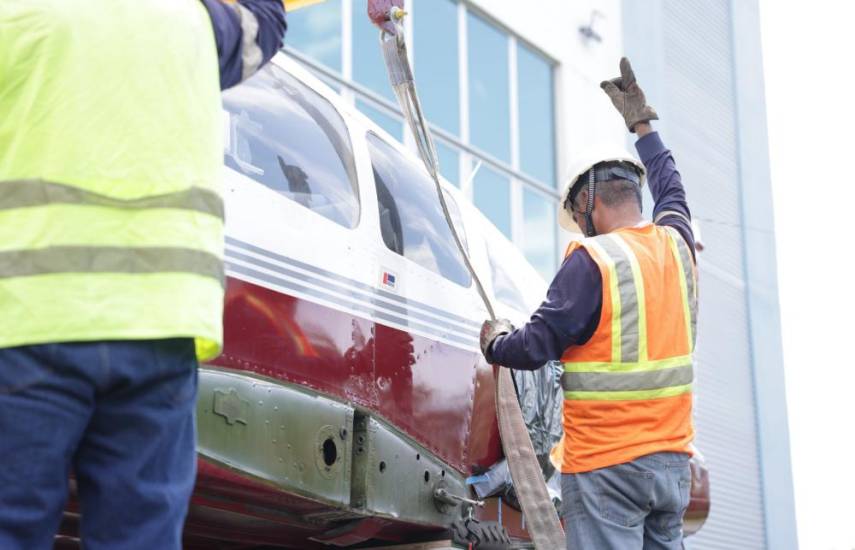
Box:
[0,0,224,360]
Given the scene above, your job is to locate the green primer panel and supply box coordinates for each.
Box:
[353,415,468,526]
[196,367,354,507]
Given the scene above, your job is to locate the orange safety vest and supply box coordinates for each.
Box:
[550,223,698,473]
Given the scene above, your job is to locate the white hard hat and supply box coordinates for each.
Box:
[558,146,646,234]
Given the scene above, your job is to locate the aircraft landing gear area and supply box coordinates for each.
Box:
[355,519,515,550]
[449,517,514,549]
[359,517,516,549]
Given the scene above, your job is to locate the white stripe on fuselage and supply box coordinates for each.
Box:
[224,242,481,351]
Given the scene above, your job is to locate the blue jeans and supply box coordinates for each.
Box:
[0,339,198,550]
[562,452,691,550]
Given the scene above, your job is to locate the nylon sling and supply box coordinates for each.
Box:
[375,10,565,547]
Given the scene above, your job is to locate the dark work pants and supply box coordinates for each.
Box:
[0,339,198,550]
[562,452,692,549]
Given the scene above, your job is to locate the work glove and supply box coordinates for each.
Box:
[600,57,658,133]
[480,318,514,365]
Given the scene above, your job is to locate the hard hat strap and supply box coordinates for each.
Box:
[584,169,598,237]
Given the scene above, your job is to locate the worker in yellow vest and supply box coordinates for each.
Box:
[0,1,286,548]
[480,58,698,549]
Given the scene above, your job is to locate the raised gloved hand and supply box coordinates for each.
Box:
[600,57,658,133]
[480,318,514,365]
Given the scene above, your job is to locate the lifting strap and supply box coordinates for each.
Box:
[374,9,565,548]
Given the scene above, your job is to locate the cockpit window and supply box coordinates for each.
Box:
[486,241,529,314]
[222,63,359,228]
[367,133,471,287]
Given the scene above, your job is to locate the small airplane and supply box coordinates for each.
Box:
[58,51,709,548]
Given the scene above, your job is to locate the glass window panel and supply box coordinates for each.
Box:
[367,133,471,286]
[413,0,459,135]
[223,64,359,228]
[284,0,342,72]
[442,188,469,254]
[356,99,402,140]
[523,187,557,279]
[486,241,528,313]
[352,0,395,101]
[435,140,460,186]
[473,166,511,238]
[518,44,556,186]
[467,13,510,162]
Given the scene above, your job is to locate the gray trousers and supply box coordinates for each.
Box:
[562,452,691,550]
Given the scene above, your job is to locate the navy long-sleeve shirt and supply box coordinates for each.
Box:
[200,0,287,89]
[490,132,695,370]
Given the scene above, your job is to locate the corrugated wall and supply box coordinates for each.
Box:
[623,0,768,547]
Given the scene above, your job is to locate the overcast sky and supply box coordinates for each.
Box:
[758,2,855,548]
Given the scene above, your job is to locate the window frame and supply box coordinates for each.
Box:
[222,62,362,230]
[366,131,473,288]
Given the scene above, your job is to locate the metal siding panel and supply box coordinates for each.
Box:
[632,0,768,547]
[729,0,798,546]
[691,271,765,549]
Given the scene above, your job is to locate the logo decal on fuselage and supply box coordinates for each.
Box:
[381,270,397,291]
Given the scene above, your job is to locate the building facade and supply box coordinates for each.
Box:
[283,0,796,547]
[622,1,797,548]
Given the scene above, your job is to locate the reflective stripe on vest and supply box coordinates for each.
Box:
[0,246,224,286]
[0,179,224,219]
[665,226,698,349]
[0,178,225,286]
[562,230,697,401]
[584,234,648,364]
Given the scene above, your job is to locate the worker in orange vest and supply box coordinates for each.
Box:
[480,57,698,549]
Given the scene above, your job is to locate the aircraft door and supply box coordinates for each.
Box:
[364,133,483,472]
